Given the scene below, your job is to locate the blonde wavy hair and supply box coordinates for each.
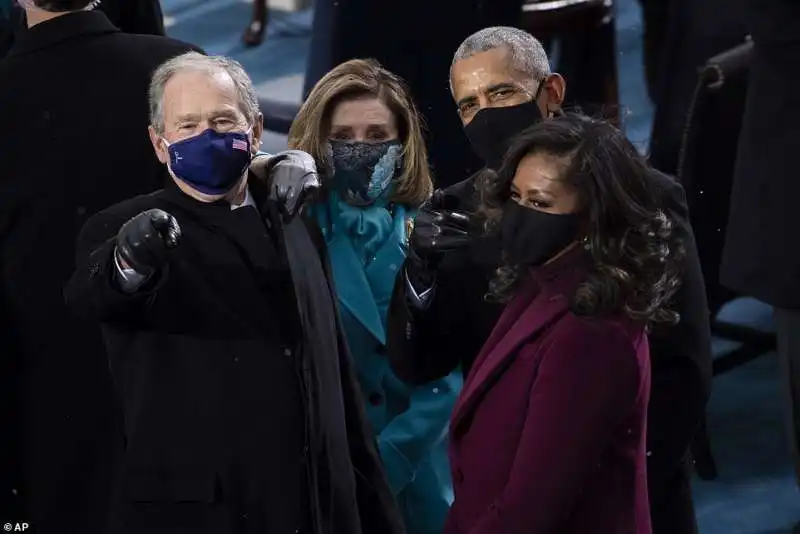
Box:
[288,58,433,208]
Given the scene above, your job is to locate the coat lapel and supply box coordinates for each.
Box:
[450,282,571,432]
[327,233,387,343]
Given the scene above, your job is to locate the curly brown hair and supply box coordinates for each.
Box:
[479,113,685,327]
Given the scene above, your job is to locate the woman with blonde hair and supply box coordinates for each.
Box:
[289,58,462,534]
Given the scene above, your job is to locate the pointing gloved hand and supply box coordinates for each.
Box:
[250,150,321,220]
[406,191,473,290]
[115,209,181,277]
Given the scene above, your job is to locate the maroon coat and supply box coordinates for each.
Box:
[445,248,653,534]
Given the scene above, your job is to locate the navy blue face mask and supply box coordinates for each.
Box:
[328,140,403,206]
[164,128,253,196]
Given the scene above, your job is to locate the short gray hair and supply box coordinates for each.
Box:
[450,27,551,94]
[149,52,260,134]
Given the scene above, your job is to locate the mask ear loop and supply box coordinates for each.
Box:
[533,75,561,118]
[160,137,180,182]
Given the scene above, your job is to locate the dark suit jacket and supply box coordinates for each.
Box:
[646,0,748,177]
[387,169,711,533]
[1,1,164,58]
[444,247,652,534]
[63,178,405,534]
[0,11,200,531]
[721,0,800,308]
[65,183,310,534]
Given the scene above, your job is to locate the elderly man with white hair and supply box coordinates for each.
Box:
[64,52,405,534]
[387,26,712,534]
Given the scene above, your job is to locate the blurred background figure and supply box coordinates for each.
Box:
[0,0,198,530]
[242,0,267,46]
[289,58,462,534]
[720,3,800,531]
[96,0,166,35]
[1,0,165,57]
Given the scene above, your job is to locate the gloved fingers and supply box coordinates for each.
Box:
[416,209,472,228]
[292,173,321,208]
[421,190,446,211]
[281,187,298,221]
[271,171,322,221]
[421,189,463,211]
[414,223,469,241]
[436,210,472,232]
[269,178,294,221]
[247,153,274,181]
[149,210,181,248]
[428,234,471,252]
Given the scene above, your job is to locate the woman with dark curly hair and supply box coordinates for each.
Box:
[444,113,684,534]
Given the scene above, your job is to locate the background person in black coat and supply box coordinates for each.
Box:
[2,0,165,58]
[95,0,165,36]
[386,27,712,534]
[721,0,800,494]
[0,3,200,531]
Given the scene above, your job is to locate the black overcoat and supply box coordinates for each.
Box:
[0,11,199,531]
[63,177,406,534]
[720,0,800,309]
[1,0,165,59]
[96,0,166,36]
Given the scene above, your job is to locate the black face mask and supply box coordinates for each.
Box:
[464,100,544,170]
[501,200,579,267]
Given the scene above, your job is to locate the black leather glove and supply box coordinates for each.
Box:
[250,150,321,220]
[115,209,181,276]
[407,205,473,289]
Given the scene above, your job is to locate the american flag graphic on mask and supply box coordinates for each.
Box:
[232,139,248,151]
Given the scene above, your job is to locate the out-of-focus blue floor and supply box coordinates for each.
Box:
[162,0,797,531]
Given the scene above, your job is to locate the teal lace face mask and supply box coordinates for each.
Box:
[327,140,403,206]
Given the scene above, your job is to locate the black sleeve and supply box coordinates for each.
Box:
[385,264,464,385]
[63,210,165,324]
[645,173,713,499]
[385,176,483,384]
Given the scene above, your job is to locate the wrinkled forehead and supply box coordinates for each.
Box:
[451,47,531,100]
[162,69,242,117]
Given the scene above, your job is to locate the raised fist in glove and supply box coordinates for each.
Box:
[116,209,181,276]
[250,150,321,220]
[408,208,473,273]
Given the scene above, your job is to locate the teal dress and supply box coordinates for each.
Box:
[311,193,462,534]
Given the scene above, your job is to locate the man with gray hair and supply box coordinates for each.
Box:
[64,52,404,534]
[387,26,711,534]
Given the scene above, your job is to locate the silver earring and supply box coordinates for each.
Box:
[582,236,591,251]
